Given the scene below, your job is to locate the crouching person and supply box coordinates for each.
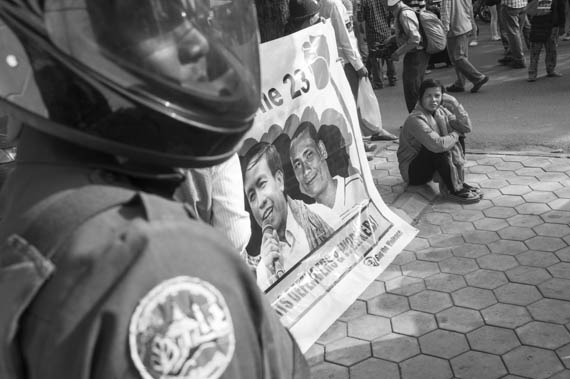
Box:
[397,79,483,203]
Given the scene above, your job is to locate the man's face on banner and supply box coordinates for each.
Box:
[244,155,288,234]
[290,129,330,200]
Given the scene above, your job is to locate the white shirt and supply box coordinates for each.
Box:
[333,174,368,220]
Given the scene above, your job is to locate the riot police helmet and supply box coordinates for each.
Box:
[0,0,261,168]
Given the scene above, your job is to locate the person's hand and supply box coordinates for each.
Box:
[260,227,283,277]
[356,66,368,78]
[391,52,399,61]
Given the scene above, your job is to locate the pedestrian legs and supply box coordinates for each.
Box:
[528,41,543,80]
[545,27,559,75]
[402,50,430,113]
[447,33,485,88]
[367,45,384,88]
[503,6,527,65]
[490,5,500,40]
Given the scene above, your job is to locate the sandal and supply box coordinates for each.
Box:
[463,183,483,198]
[445,188,481,204]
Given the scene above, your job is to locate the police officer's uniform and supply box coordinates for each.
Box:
[0,0,310,378]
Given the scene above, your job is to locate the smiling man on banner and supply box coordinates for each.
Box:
[242,142,339,289]
[289,122,367,221]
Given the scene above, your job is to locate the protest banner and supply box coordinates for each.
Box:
[238,21,418,352]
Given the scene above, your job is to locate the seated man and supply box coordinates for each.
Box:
[242,142,338,290]
[289,121,368,221]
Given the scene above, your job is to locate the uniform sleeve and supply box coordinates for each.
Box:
[400,9,422,46]
[406,114,459,153]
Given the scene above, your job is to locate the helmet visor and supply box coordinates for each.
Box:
[46,0,260,128]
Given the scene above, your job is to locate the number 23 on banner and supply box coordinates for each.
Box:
[259,69,311,114]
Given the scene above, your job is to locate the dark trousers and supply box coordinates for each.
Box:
[344,63,360,100]
[403,49,430,113]
[408,146,455,191]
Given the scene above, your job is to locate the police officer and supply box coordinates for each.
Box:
[0,1,309,378]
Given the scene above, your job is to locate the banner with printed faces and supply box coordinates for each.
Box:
[238,21,418,352]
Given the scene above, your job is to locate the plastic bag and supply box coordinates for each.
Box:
[357,77,382,136]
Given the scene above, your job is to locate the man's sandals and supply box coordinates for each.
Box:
[442,183,483,204]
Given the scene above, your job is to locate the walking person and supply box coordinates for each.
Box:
[359,0,398,89]
[526,0,566,81]
[499,0,529,68]
[388,0,431,113]
[441,0,490,93]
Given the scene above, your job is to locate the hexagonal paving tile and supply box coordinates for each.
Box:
[515,167,544,176]
[506,266,552,285]
[428,233,465,248]
[508,214,544,228]
[555,187,570,199]
[542,210,570,225]
[493,195,525,207]
[497,161,523,171]
[386,276,426,296]
[477,254,519,271]
[419,329,468,359]
[528,299,570,324]
[436,307,484,333]
[523,191,558,203]
[548,262,570,279]
[517,321,570,349]
[487,240,528,255]
[415,247,453,262]
[372,333,420,363]
[452,286,497,310]
[549,199,570,211]
[468,325,520,354]
[349,358,399,379]
[539,278,570,301]
[481,303,532,329]
[439,257,478,275]
[557,247,570,262]
[400,354,453,379]
[465,269,509,289]
[409,290,452,313]
[339,300,367,321]
[425,272,467,293]
[526,236,567,252]
[310,361,348,379]
[377,264,402,282]
[392,250,416,266]
[402,260,440,279]
[534,223,570,237]
[306,343,325,365]
[348,314,391,340]
[450,209,485,222]
[473,216,510,232]
[498,226,537,241]
[392,310,437,337]
[463,230,500,244]
[451,351,507,379]
[503,346,565,379]
[516,202,551,215]
[422,212,453,225]
[494,282,542,305]
[441,220,475,234]
[516,250,560,268]
[501,184,532,196]
[358,281,386,301]
[557,344,570,370]
[483,206,518,219]
[367,293,410,318]
[451,243,490,259]
[325,336,371,366]
[317,320,347,344]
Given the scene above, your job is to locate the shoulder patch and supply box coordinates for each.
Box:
[129,276,235,379]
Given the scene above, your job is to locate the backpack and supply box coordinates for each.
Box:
[396,6,447,54]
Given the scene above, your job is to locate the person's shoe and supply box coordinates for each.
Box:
[469,40,479,47]
[509,61,526,69]
[371,130,398,141]
[491,36,501,41]
[498,56,513,65]
[364,142,377,152]
[470,75,489,93]
[444,188,481,204]
[527,76,537,82]
[372,82,384,89]
[425,68,432,74]
[546,72,563,78]
[446,84,465,93]
[561,33,570,41]
[389,80,397,87]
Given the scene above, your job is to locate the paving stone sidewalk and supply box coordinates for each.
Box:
[308,142,570,379]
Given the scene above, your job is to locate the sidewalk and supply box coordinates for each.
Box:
[308,141,570,379]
